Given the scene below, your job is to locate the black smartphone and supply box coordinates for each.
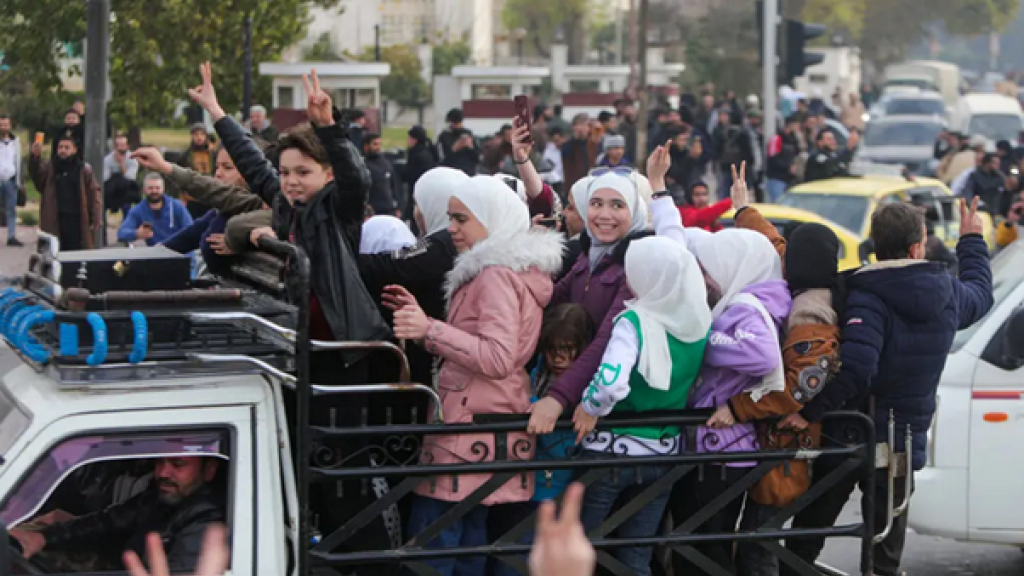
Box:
[537,218,558,229]
[514,94,534,145]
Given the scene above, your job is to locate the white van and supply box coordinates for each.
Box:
[951,93,1024,148]
[909,241,1024,545]
[883,61,962,108]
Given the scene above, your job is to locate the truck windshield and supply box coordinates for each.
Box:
[0,387,30,459]
[951,241,1024,352]
[968,114,1024,143]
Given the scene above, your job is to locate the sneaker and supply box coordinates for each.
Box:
[7,238,23,247]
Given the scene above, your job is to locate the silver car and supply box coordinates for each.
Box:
[854,115,947,175]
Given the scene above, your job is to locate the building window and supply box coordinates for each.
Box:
[471,84,512,100]
[277,86,295,109]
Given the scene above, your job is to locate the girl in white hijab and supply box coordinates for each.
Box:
[413,167,469,237]
[572,234,711,574]
[360,215,417,254]
[584,172,649,271]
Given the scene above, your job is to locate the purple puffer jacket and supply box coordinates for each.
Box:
[544,244,635,409]
[691,279,792,465]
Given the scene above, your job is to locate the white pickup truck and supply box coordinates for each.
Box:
[910,241,1024,546]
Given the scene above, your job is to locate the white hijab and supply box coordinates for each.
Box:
[414,167,469,236]
[494,175,529,203]
[452,175,530,243]
[570,176,594,217]
[585,173,649,270]
[696,227,782,315]
[360,216,417,254]
[692,228,783,319]
[623,236,712,391]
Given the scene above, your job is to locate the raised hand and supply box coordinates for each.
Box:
[529,483,595,576]
[645,140,672,191]
[302,69,334,126]
[131,147,173,175]
[187,62,226,121]
[124,525,230,576]
[731,162,750,210]
[511,120,533,163]
[959,196,984,237]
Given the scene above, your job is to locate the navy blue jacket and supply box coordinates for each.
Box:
[163,210,231,274]
[801,234,994,469]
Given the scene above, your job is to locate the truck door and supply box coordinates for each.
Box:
[969,298,1024,532]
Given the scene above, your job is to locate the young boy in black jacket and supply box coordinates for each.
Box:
[781,199,994,576]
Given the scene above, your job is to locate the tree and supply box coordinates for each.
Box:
[500,0,590,62]
[359,44,426,111]
[0,0,343,132]
[304,32,345,62]
[432,38,472,75]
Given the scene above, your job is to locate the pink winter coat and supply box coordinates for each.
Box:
[417,229,564,505]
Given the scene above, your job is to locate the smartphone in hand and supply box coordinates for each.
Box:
[514,94,534,145]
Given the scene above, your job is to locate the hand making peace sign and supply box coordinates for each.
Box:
[302,69,335,127]
[188,62,226,122]
[959,195,984,238]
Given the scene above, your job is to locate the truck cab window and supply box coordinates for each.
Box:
[1,430,230,574]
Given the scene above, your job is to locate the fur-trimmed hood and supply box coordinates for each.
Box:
[445,229,565,301]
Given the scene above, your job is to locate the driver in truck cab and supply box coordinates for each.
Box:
[9,456,226,572]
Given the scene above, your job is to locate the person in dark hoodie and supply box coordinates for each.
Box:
[188,63,396,569]
[781,199,993,576]
[51,109,84,161]
[362,133,401,216]
[437,108,481,175]
[402,125,439,227]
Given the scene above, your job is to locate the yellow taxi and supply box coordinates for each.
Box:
[719,204,867,271]
[777,174,996,251]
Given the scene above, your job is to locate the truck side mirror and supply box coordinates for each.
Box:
[1005,308,1024,361]
[859,238,875,264]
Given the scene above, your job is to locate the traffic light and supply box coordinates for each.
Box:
[783,19,826,83]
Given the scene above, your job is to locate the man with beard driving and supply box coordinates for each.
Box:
[10,456,226,572]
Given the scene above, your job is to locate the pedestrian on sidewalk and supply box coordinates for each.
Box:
[29,135,101,251]
[0,115,24,246]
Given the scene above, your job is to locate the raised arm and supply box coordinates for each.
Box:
[133,147,265,216]
[512,119,544,199]
[951,198,995,329]
[303,70,370,224]
[188,62,282,206]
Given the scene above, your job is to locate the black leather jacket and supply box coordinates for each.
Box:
[214,115,390,364]
[43,486,224,572]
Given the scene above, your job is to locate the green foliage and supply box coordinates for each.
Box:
[0,0,343,130]
[303,32,345,62]
[18,209,39,227]
[432,39,472,76]
[358,45,426,108]
[501,0,590,61]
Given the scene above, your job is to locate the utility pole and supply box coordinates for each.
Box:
[635,0,649,167]
[762,0,779,190]
[628,0,638,94]
[85,0,110,248]
[614,3,624,65]
[242,15,253,121]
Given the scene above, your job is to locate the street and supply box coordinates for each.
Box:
[0,229,1021,575]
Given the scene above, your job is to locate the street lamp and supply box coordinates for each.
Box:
[514,27,527,65]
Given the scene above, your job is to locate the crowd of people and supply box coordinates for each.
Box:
[0,62,999,576]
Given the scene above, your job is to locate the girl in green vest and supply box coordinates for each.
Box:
[571,234,712,576]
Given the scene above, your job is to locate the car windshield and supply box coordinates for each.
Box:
[863,122,943,147]
[951,241,1024,352]
[968,114,1024,143]
[0,387,30,459]
[778,193,869,234]
[884,99,945,117]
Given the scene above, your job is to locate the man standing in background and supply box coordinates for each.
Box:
[103,133,141,220]
[0,115,24,246]
[29,135,101,251]
[176,124,216,219]
[363,134,401,217]
[249,105,278,142]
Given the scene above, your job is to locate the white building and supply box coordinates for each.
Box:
[287,0,504,65]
